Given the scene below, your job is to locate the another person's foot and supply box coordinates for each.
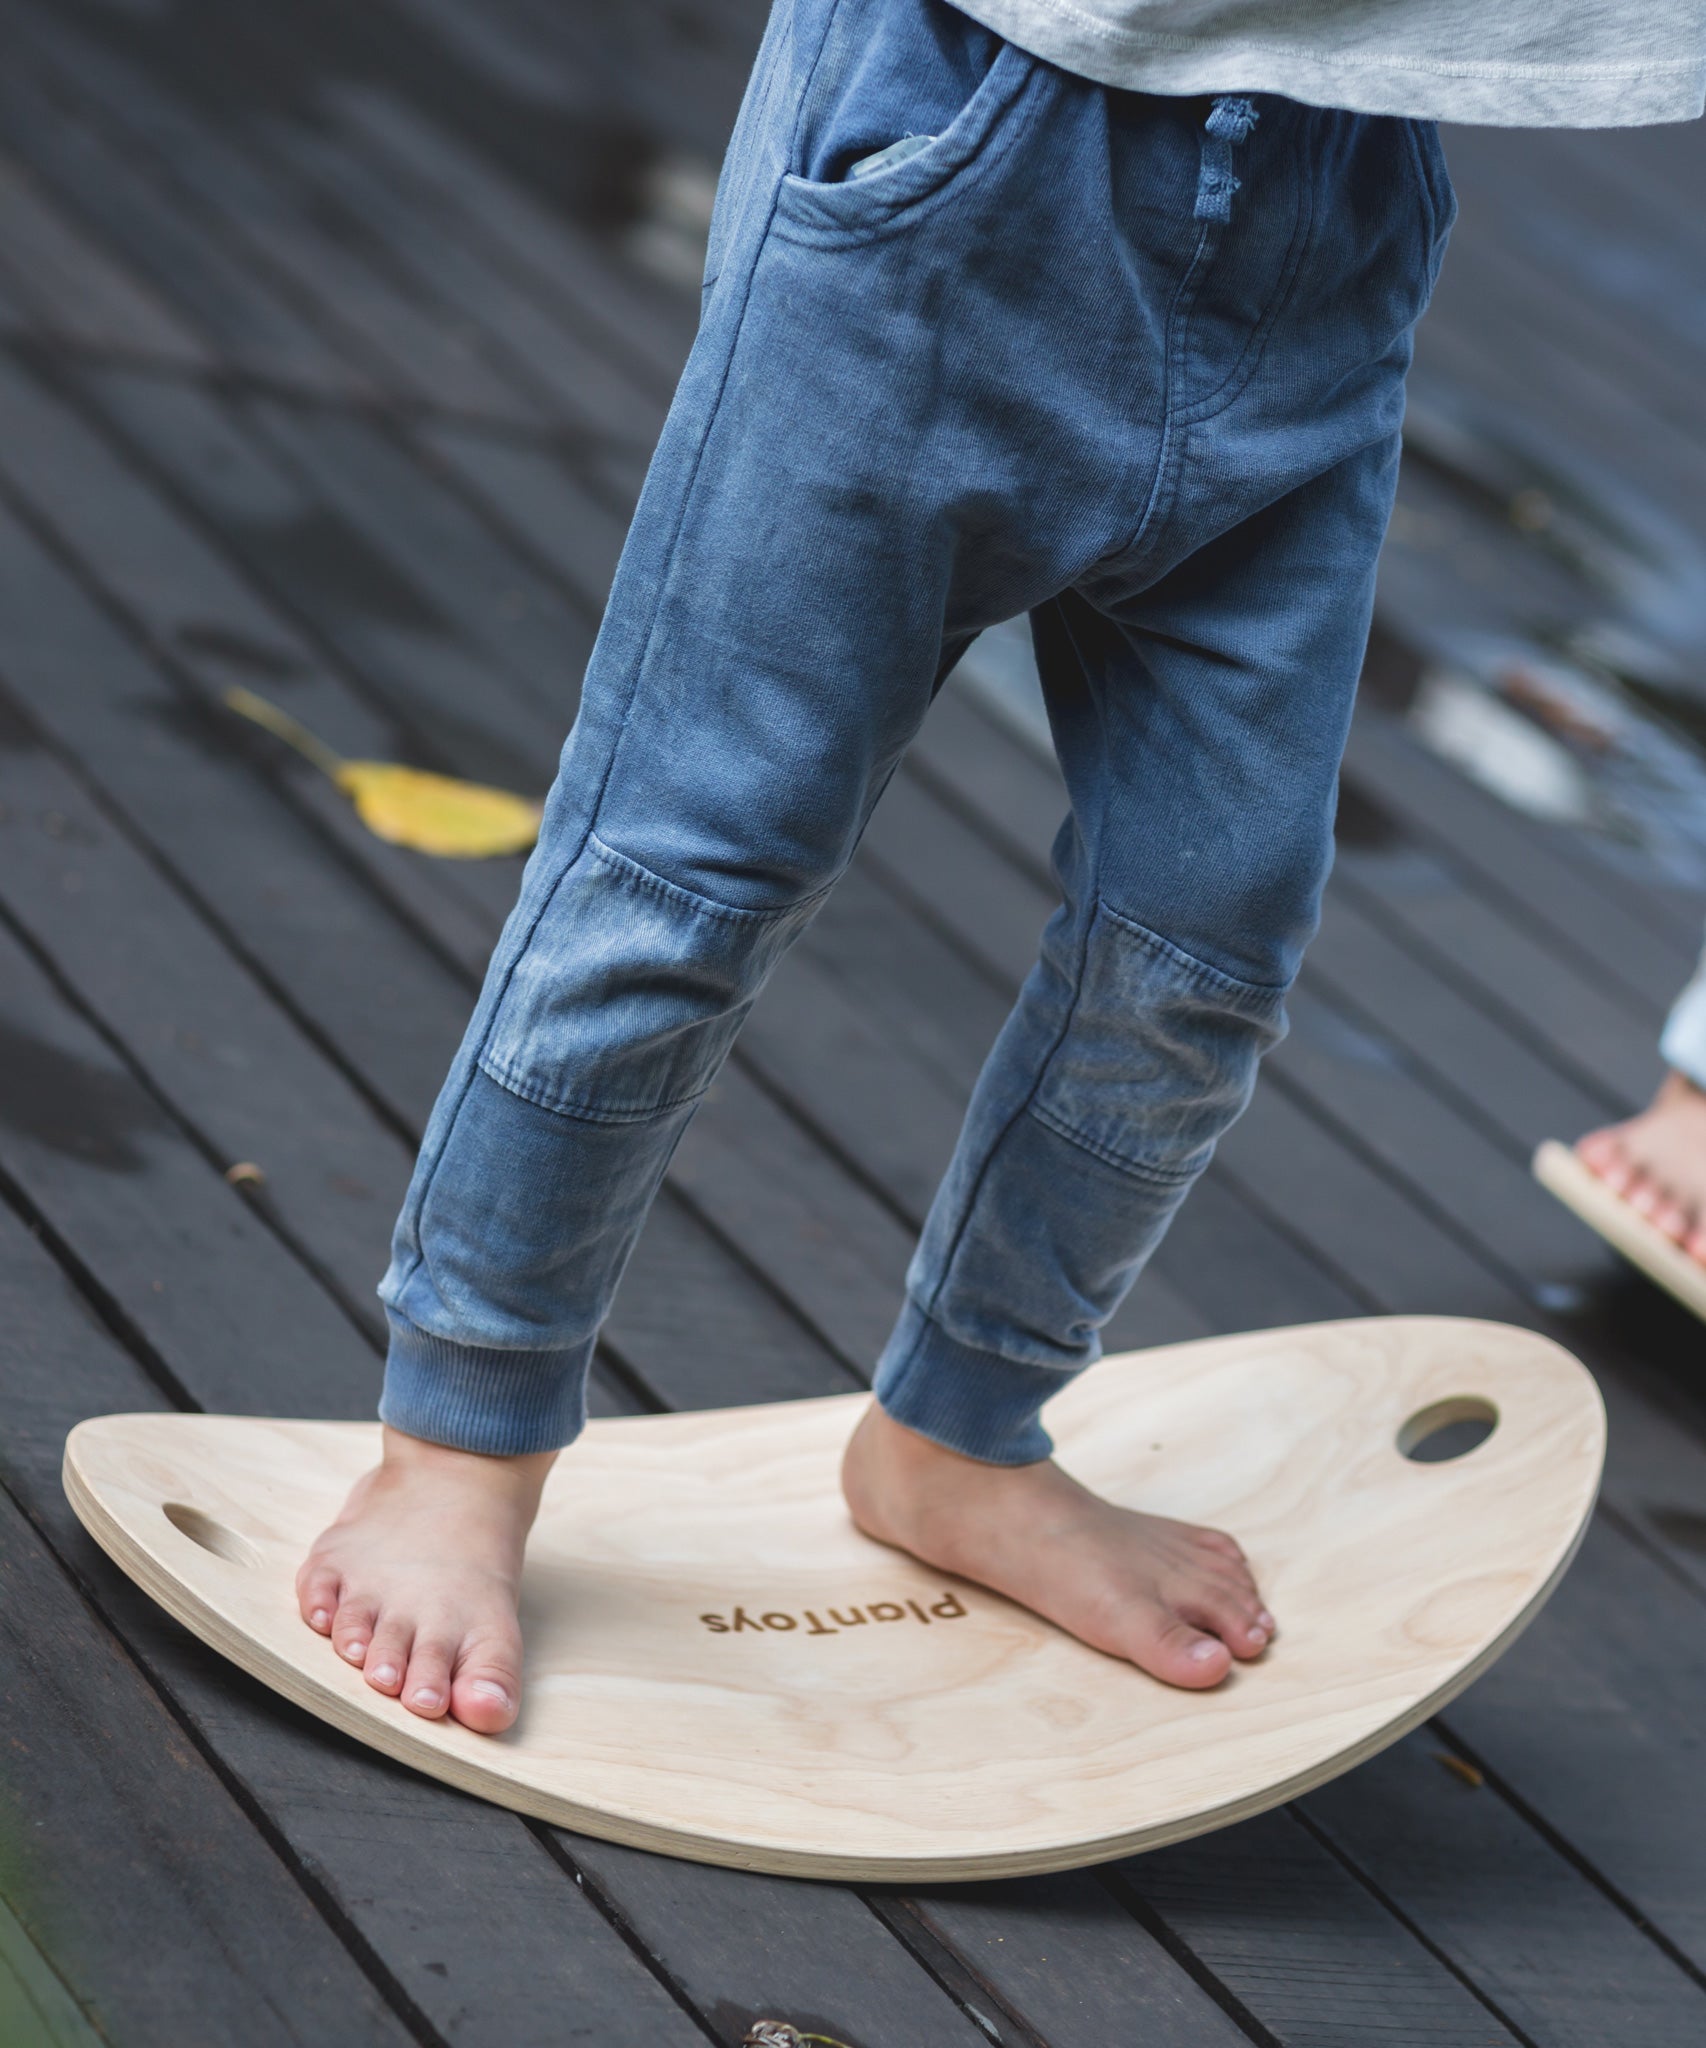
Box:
[841,1402,1274,1689]
[1577,1070,1706,1265]
[295,1426,557,1733]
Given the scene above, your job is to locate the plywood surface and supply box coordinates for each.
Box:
[64,1317,1602,1881]
[1535,1140,1706,1323]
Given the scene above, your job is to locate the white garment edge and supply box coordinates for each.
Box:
[948,0,1706,127]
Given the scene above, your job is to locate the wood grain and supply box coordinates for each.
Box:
[1534,1140,1706,1322]
[64,1316,1603,1882]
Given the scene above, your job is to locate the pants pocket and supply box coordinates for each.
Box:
[776,0,1035,243]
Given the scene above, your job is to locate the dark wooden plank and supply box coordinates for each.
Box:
[0,1201,713,2048]
[1436,1517,1706,1976]
[263,110,664,445]
[1304,1728,1706,2046]
[11,1,539,420]
[1328,849,1662,1125]
[0,463,486,1126]
[0,42,363,397]
[1275,987,1620,1305]
[0,1461,416,2048]
[671,1060,924,1373]
[0,689,408,1332]
[322,82,697,396]
[1342,706,1698,1016]
[0,1894,102,2048]
[69,365,568,795]
[895,1875,1252,2048]
[1124,1811,1525,2048]
[0,907,380,1416]
[240,393,600,710]
[557,1845,1029,2048]
[412,421,630,618]
[0,147,209,369]
[1302,883,1618,1155]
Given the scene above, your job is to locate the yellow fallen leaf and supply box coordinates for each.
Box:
[223,687,542,859]
[1434,1750,1484,1789]
[332,760,542,857]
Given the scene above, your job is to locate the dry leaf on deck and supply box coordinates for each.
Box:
[223,687,542,859]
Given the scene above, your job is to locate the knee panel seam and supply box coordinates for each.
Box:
[477,830,832,1124]
[1098,897,1293,1004]
[474,1051,705,1128]
[1022,892,1289,1184]
[1025,1097,1208,1187]
[581,828,837,927]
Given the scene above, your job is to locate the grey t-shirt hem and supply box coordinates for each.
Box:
[949,0,1706,127]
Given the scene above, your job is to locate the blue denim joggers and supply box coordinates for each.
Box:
[376,0,1454,1463]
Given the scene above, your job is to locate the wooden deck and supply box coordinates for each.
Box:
[2,1,1705,2042]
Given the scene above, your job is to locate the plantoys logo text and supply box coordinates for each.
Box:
[700,1590,968,1636]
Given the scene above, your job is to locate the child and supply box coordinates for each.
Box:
[295,0,1706,1732]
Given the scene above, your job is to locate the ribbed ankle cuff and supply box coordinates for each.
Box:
[872,1299,1074,1465]
[378,1309,591,1456]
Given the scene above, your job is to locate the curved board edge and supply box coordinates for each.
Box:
[61,1315,1607,1883]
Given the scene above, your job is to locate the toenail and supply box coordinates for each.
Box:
[1188,1639,1223,1663]
[342,1641,366,1662]
[1248,1626,1268,1646]
[370,1664,399,1687]
[470,1679,512,1707]
[310,1609,330,1630]
[411,1688,441,1708]
[1257,1609,1275,1630]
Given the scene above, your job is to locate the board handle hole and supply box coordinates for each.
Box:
[1398,1396,1498,1464]
[163,1501,262,1568]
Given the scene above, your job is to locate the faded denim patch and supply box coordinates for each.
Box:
[480,833,820,1122]
[1027,900,1288,1183]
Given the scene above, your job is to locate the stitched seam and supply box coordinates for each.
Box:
[583,829,833,926]
[583,0,844,855]
[1102,198,1217,574]
[1177,119,1315,425]
[771,47,1042,252]
[914,892,1097,1334]
[1098,898,1290,1002]
[1026,1098,1206,1186]
[474,1050,711,1126]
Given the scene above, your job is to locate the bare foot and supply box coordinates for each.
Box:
[295,1426,557,1733]
[1577,1070,1706,1264]
[841,1403,1273,1688]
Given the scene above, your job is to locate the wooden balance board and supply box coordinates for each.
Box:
[63,1315,1602,1883]
[1534,1137,1706,1323]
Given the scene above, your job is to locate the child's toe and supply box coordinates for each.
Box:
[331,1595,378,1667]
[451,1647,523,1733]
[296,1564,341,1634]
[363,1620,414,1695]
[1133,1608,1233,1688]
[401,1636,457,1719]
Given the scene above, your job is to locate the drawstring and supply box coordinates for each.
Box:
[1195,94,1259,223]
